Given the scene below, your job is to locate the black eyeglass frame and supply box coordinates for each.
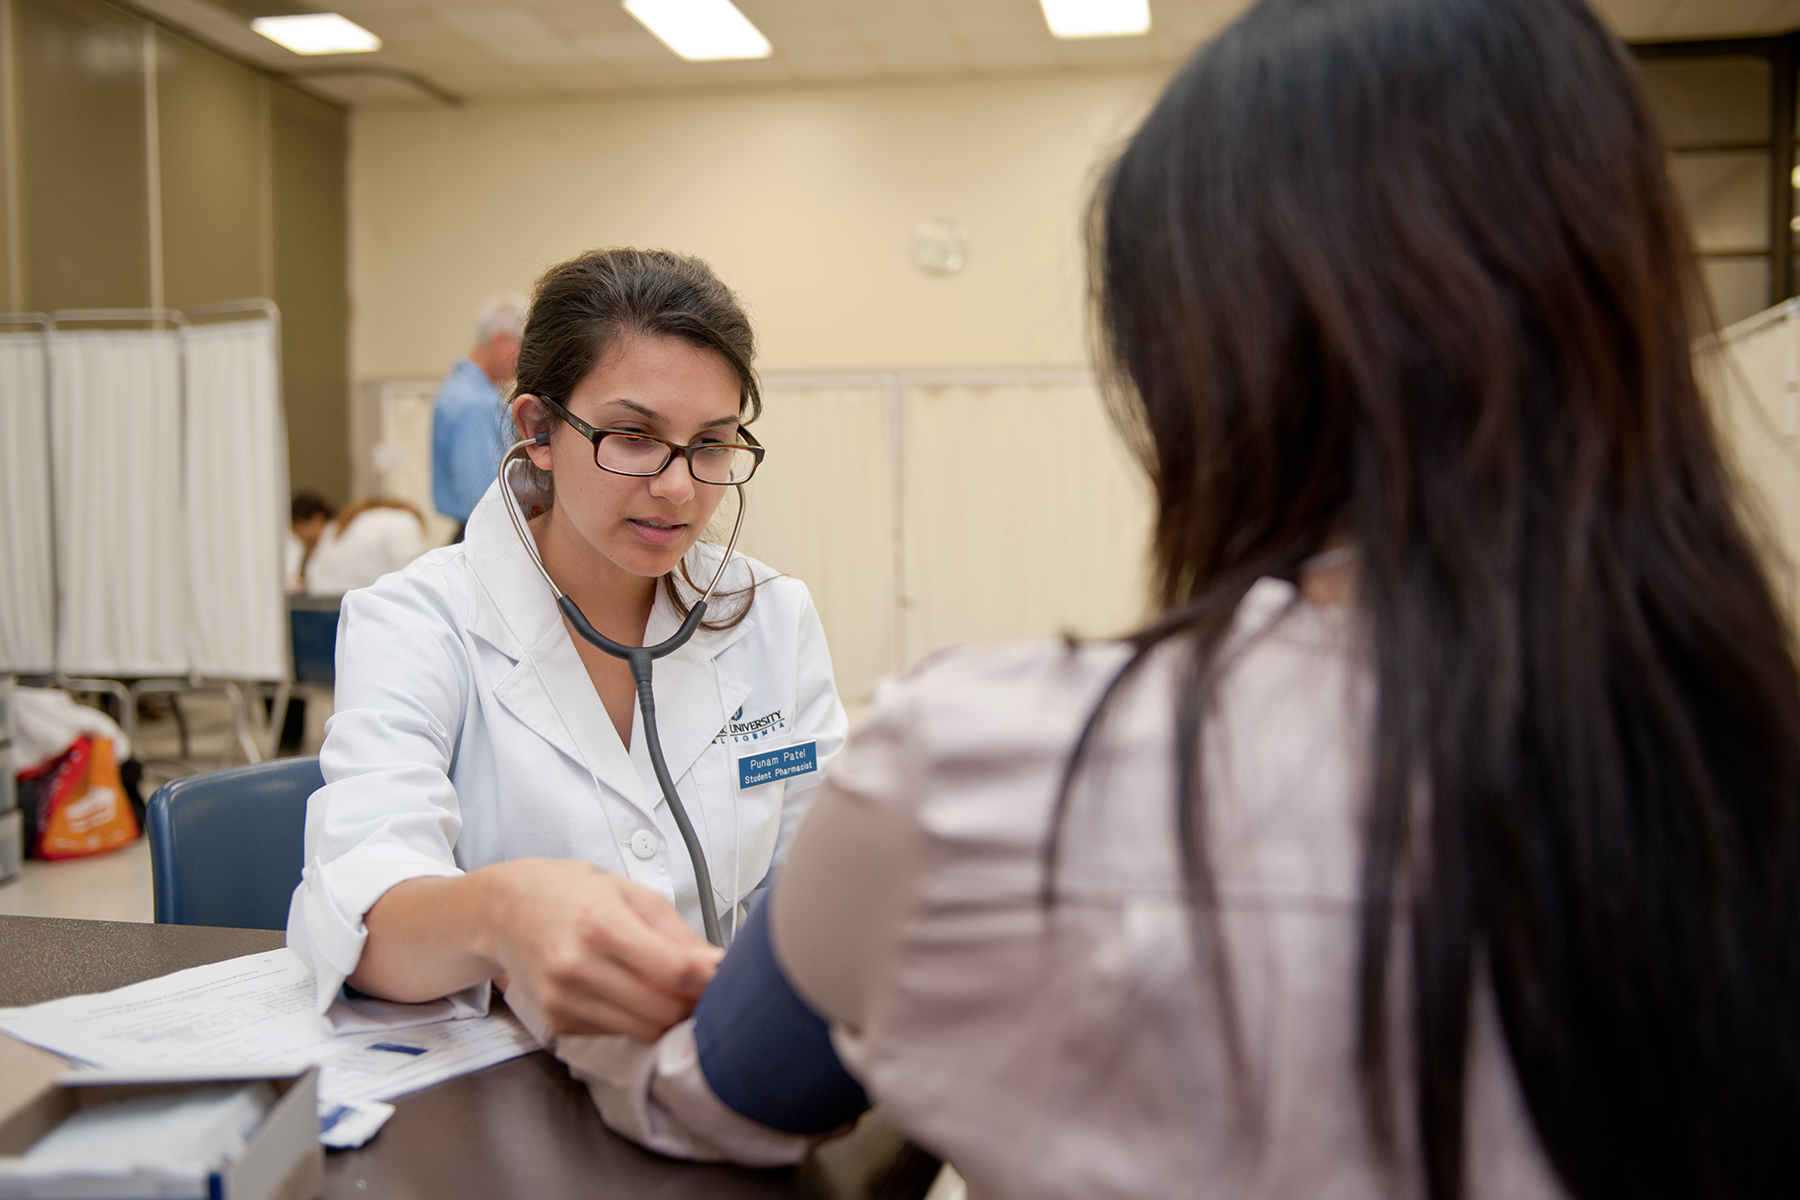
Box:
[535,394,765,484]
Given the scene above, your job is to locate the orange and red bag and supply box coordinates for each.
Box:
[15,734,140,860]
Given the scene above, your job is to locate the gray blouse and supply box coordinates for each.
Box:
[513,577,1569,1200]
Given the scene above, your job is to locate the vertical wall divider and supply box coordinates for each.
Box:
[1770,34,1795,305]
[0,0,19,314]
[141,21,163,312]
[883,371,908,670]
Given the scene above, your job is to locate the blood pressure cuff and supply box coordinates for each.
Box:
[691,897,870,1135]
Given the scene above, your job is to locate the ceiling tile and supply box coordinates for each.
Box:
[573,30,674,63]
[529,0,646,32]
[1594,0,1676,37]
[764,25,864,54]
[1054,35,1157,68]
[357,13,455,41]
[737,0,841,32]
[1151,0,1247,39]
[380,37,503,69]
[436,7,588,65]
[963,36,1062,72]
[329,0,420,16]
[846,6,955,42]
[296,72,443,104]
[944,9,1048,40]
[1646,0,1787,36]
[786,45,887,80]
[871,40,973,74]
[691,57,802,85]
[152,0,1800,110]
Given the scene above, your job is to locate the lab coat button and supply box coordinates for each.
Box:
[630,829,658,860]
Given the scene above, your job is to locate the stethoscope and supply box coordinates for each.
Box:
[496,435,746,947]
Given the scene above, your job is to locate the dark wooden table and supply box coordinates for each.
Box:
[0,915,937,1200]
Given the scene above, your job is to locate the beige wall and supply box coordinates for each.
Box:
[348,69,1167,380]
[350,72,1169,692]
[0,0,351,503]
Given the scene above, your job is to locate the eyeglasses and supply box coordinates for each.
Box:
[537,395,765,485]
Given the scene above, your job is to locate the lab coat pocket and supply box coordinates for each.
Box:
[694,741,781,908]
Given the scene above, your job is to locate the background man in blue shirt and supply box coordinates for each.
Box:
[432,294,527,540]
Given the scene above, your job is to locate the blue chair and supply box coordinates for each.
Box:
[147,757,321,929]
[289,595,341,687]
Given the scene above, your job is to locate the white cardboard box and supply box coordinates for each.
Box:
[0,1035,321,1200]
[0,810,18,884]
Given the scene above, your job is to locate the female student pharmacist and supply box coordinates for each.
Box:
[287,249,848,1039]
[532,0,1800,1194]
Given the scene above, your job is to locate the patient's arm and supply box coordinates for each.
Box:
[528,686,927,1163]
[514,895,868,1165]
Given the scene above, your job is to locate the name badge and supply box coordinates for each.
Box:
[737,741,818,789]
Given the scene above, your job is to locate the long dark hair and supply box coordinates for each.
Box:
[514,247,762,627]
[1071,0,1800,1196]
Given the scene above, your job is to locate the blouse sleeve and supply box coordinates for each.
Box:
[767,666,928,1034]
[285,572,487,1020]
[744,581,850,912]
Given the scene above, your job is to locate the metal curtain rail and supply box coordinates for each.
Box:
[48,308,185,330]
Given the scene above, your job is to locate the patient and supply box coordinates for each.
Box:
[510,0,1800,1194]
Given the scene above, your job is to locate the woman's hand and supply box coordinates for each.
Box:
[351,860,722,1042]
[484,859,722,1040]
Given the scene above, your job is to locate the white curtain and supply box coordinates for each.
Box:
[0,331,53,673]
[183,319,288,680]
[49,329,188,677]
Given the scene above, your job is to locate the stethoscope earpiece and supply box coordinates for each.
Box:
[533,431,550,446]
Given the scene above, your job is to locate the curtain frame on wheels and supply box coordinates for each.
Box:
[34,303,290,766]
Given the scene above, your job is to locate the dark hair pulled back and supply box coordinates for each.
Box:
[513,247,761,627]
[1059,1,1800,1198]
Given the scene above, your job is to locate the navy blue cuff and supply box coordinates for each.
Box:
[692,895,870,1135]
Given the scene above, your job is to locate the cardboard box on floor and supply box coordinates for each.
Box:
[0,1034,321,1200]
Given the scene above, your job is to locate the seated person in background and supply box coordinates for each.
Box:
[303,499,425,595]
[286,491,334,593]
[530,0,1800,1195]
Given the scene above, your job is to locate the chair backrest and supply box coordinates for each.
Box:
[289,595,340,687]
[147,756,321,929]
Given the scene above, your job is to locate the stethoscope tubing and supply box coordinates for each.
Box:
[498,438,745,947]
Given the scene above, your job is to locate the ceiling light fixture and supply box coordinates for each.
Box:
[1039,0,1151,38]
[251,13,382,55]
[622,0,771,61]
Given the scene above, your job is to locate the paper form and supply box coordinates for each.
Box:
[0,949,538,1120]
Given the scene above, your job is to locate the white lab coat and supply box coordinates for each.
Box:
[286,479,849,1017]
[304,507,426,596]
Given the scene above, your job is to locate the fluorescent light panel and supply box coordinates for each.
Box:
[251,13,381,55]
[622,0,771,61]
[1039,0,1150,38]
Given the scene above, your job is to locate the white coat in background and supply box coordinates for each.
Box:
[283,530,306,593]
[304,507,425,596]
[286,479,849,1017]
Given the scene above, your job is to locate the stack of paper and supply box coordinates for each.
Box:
[0,951,538,1148]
